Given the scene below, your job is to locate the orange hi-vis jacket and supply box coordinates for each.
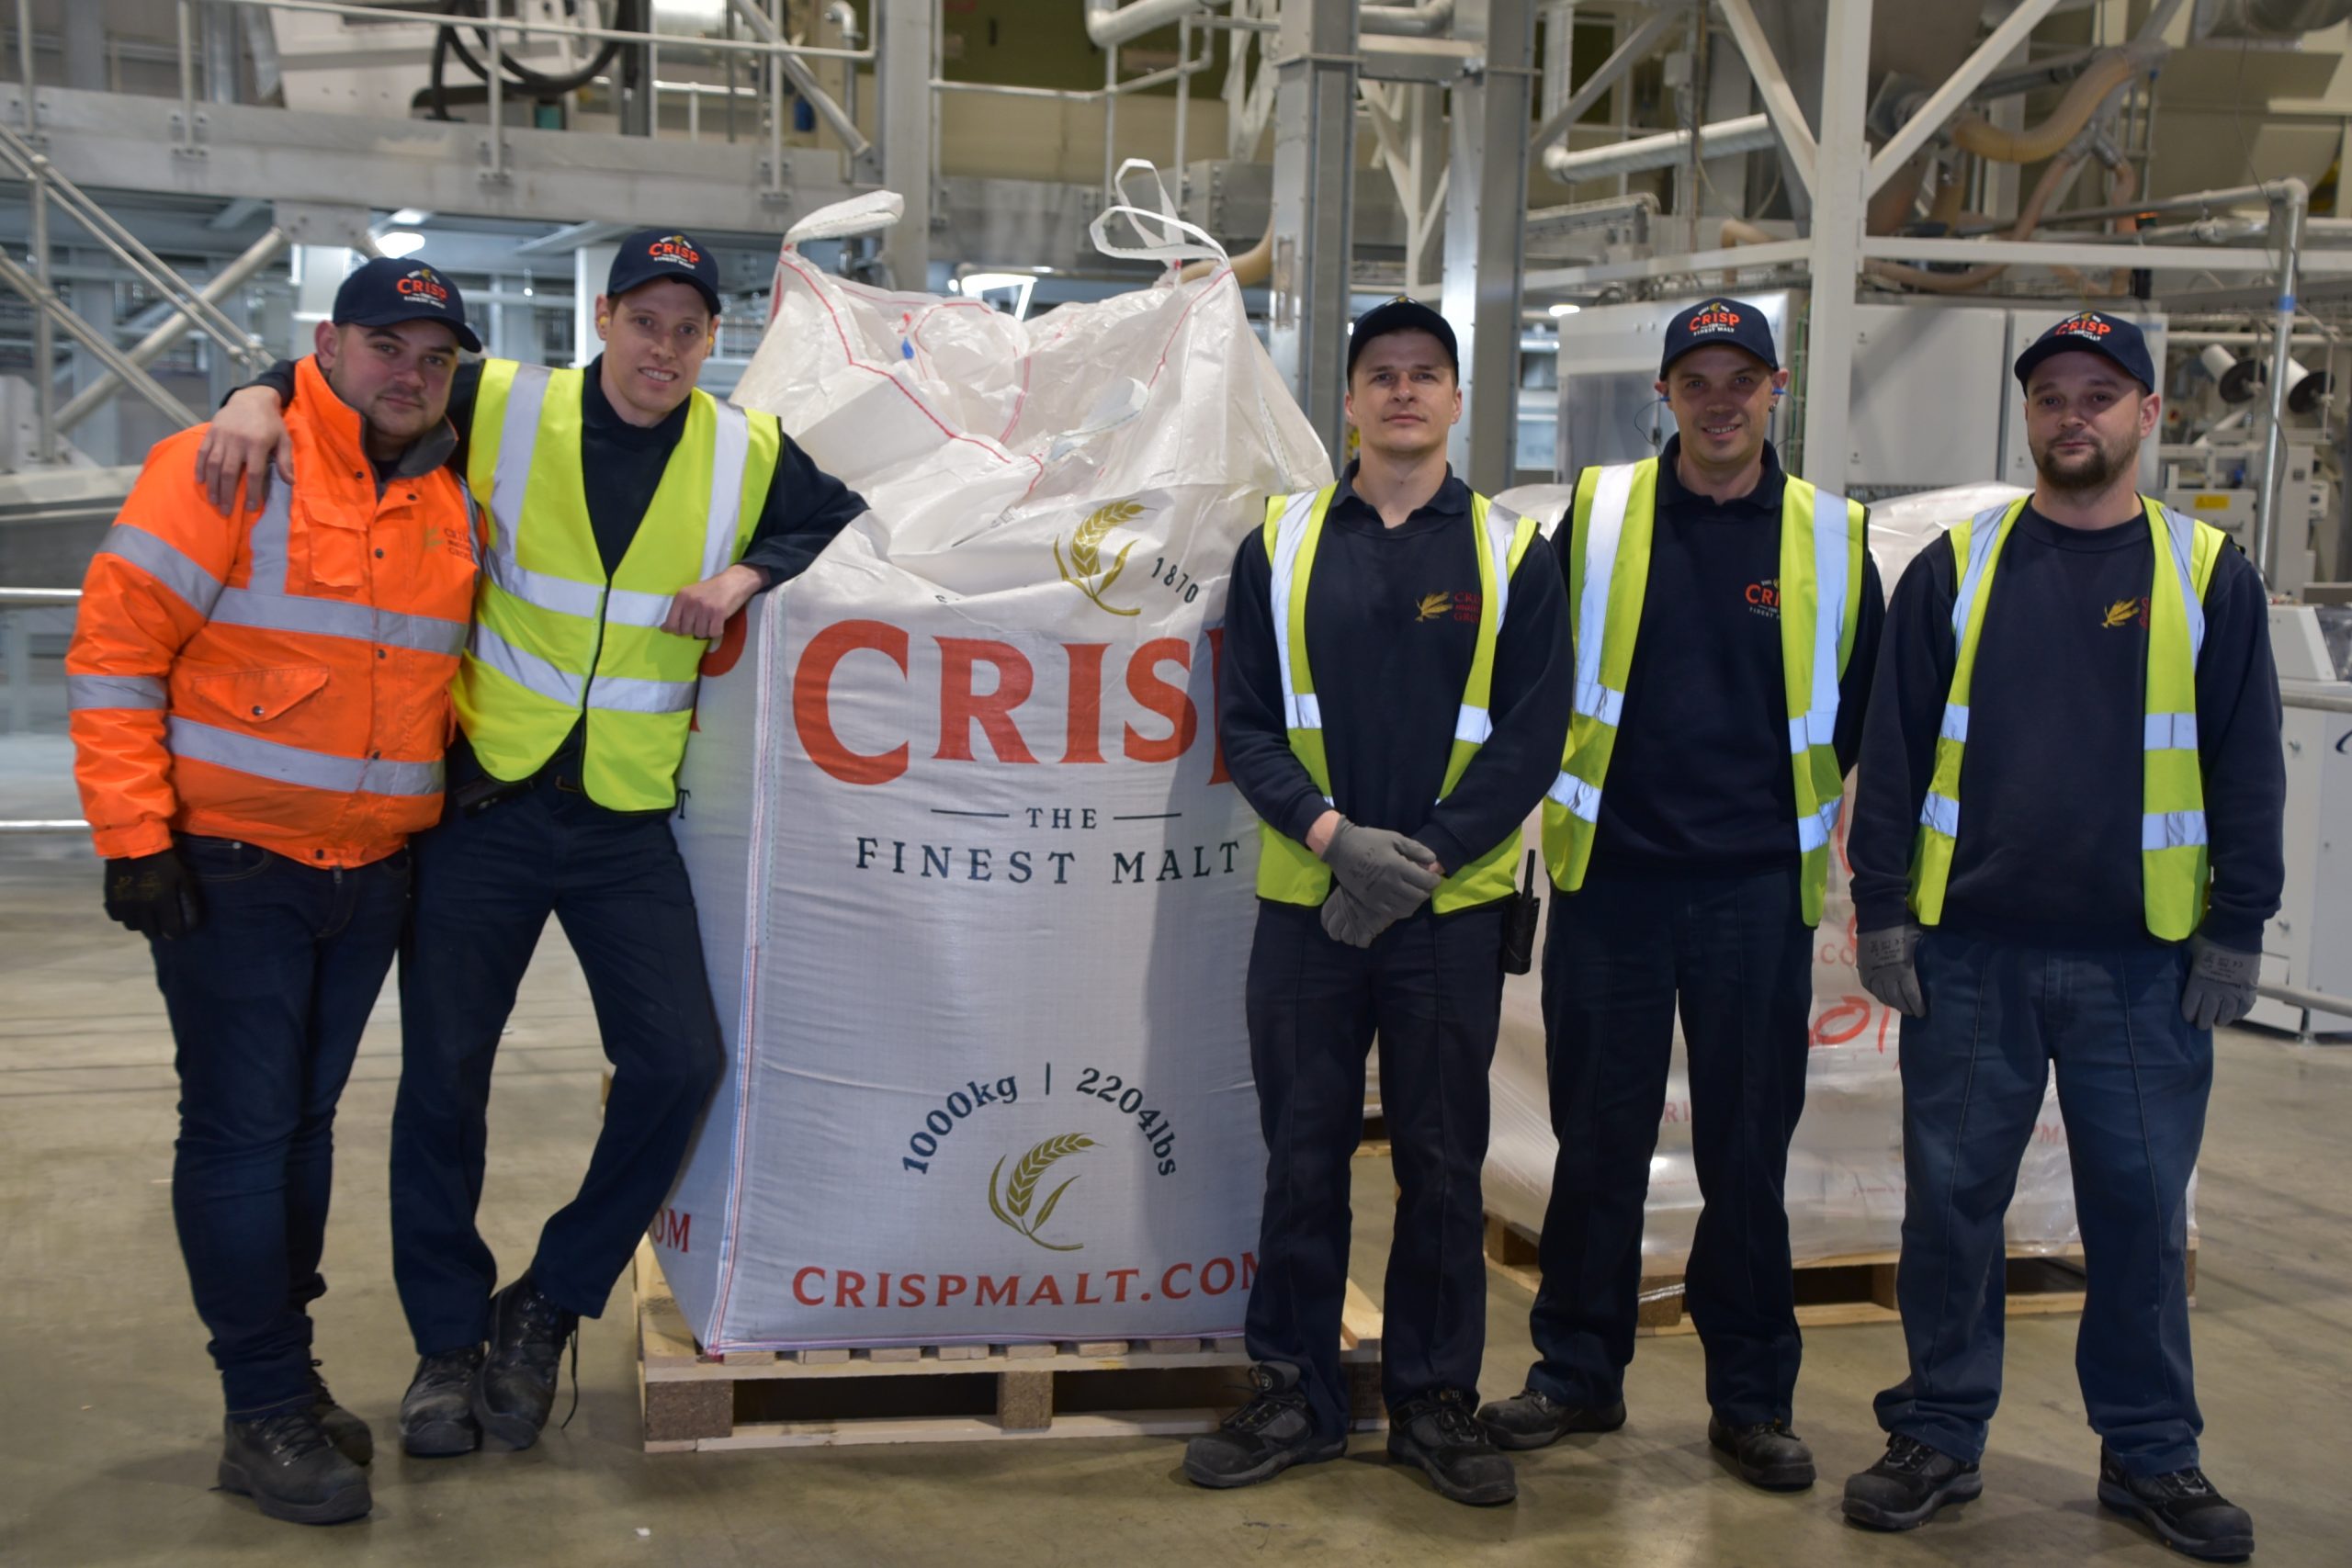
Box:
[68,355,480,868]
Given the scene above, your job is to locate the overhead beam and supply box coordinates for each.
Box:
[1716,0,1816,204]
[1864,0,2063,198]
[1443,0,1536,480]
[1528,3,1688,153]
[877,0,936,289]
[1798,0,1870,488]
[1266,0,1360,460]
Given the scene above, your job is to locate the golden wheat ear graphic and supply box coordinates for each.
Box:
[1055,502,1146,616]
[988,1134,1097,1252]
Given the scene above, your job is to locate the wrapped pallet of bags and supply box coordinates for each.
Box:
[1482,480,2144,1266]
[653,172,1330,1352]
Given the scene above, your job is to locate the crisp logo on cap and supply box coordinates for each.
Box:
[397,267,450,309]
[648,233,703,267]
[1688,300,1743,334]
[2052,312,2111,339]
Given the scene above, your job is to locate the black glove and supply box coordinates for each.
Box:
[1317,817,1442,922]
[1319,883,1392,949]
[104,849,203,940]
[2181,934,2259,1031]
[1858,923,1925,1018]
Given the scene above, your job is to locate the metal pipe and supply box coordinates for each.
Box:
[1363,1,1455,35]
[175,0,196,148]
[2256,176,2311,589]
[483,0,503,182]
[1866,0,2064,198]
[721,0,870,158]
[1542,112,1773,184]
[200,0,873,64]
[55,225,286,433]
[1529,3,1686,154]
[0,246,199,425]
[2257,980,2352,1019]
[15,0,34,130]
[1172,14,1189,200]
[1083,0,1223,49]
[28,158,51,462]
[1962,179,2285,234]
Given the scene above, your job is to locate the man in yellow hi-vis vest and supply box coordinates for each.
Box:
[1481,298,1882,1493]
[201,230,867,1459]
[1839,314,2280,1561]
[1185,299,1570,1506]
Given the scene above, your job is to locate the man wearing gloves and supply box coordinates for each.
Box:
[1841,311,2281,1563]
[1481,299,1879,1492]
[67,257,480,1524]
[1191,298,1570,1505]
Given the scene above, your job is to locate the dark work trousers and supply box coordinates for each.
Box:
[1874,930,2207,1478]
[389,766,724,1355]
[1241,897,1506,1438]
[150,834,410,1416]
[1524,864,1815,1427]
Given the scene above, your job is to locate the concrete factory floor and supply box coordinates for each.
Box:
[3,759,2348,1566]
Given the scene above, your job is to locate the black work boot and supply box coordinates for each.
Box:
[217,1409,372,1526]
[1842,1433,1984,1529]
[1475,1386,1628,1451]
[471,1275,578,1451]
[2098,1448,2256,1562]
[401,1346,486,1457]
[1182,1362,1346,1488]
[1708,1415,1816,1490]
[1388,1392,1518,1506]
[305,1360,373,1466]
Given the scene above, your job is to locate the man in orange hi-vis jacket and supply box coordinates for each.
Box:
[66,256,480,1529]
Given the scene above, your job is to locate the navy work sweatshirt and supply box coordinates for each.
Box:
[246,355,867,586]
[1219,464,1574,896]
[1847,502,2285,953]
[1570,438,1884,876]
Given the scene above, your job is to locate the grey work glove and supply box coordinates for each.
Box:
[1319,883,1393,949]
[2182,934,2260,1032]
[1858,923,1926,1019]
[1317,817,1442,923]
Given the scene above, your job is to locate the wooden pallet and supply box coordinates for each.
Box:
[635,1243,1386,1451]
[1481,1216,2196,1335]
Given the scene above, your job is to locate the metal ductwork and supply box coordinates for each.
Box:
[1542,113,1777,185]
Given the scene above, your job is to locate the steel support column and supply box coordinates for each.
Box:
[1797,0,1869,488]
[1266,0,1359,461]
[1442,0,1535,482]
[878,0,936,290]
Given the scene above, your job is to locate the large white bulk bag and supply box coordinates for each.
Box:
[1482,479,2130,1263]
[654,176,1331,1351]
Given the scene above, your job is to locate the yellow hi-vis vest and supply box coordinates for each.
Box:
[1255,483,1541,912]
[454,360,783,810]
[1908,495,2226,942]
[1540,458,1867,927]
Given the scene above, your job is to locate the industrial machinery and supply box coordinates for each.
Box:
[2258,602,2352,1037]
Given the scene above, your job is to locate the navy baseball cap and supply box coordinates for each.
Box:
[332,256,480,353]
[607,227,725,314]
[1347,297,1458,377]
[2013,310,2155,393]
[1660,297,1777,377]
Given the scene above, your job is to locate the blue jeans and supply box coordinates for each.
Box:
[1522,865,1816,1427]
[1874,930,2208,1477]
[389,769,724,1355]
[1242,900,1506,1438]
[150,834,410,1416]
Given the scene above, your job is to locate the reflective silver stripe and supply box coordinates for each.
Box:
[1574,679,1624,725]
[481,547,605,621]
[1454,705,1491,745]
[1796,795,1841,852]
[2145,712,2199,750]
[1267,489,1319,731]
[588,673,697,715]
[1938,703,1970,744]
[1481,502,1519,630]
[246,480,293,591]
[97,524,226,618]
[602,587,677,628]
[2143,810,2208,851]
[1290,690,1322,731]
[1797,487,1851,755]
[209,586,468,655]
[491,362,552,544]
[1573,465,1636,718]
[699,400,752,581]
[66,673,165,710]
[2155,502,2208,662]
[165,715,444,796]
[1919,791,1961,838]
[1546,771,1601,822]
[468,621,586,706]
[1949,502,2011,642]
